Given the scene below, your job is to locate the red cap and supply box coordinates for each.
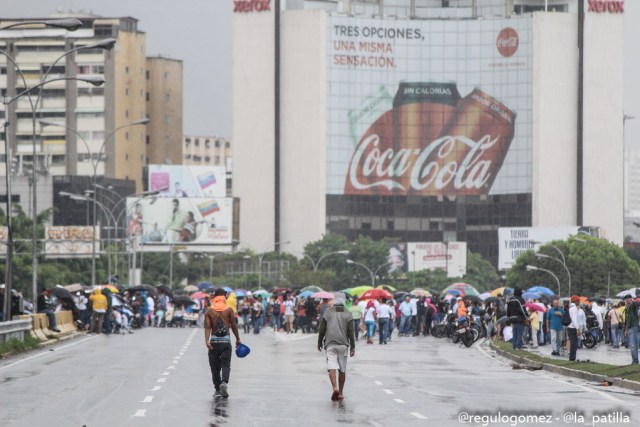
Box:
[571,295,580,303]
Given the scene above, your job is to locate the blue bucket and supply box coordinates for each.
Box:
[235,343,251,358]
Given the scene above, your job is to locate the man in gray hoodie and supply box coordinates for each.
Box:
[318,292,356,401]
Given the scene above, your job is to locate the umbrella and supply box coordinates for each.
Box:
[184,285,199,292]
[52,287,73,300]
[484,296,499,304]
[446,289,462,297]
[300,285,323,293]
[360,289,392,300]
[190,291,209,299]
[345,286,374,297]
[234,290,247,297]
[197,282,214,290]
[312,291,335,299]
[157,284,173,297]
[491,287,513,297]
[616,288,640,298]
[127,284,156,294]
[64,283,84,293]
[252,289,271,298]
[298,290,315,299]
[222,286,233,293]
[527,286,555,296]
[394,291,408,300]
[271,287,292,294]
[442,283,480,297]
[376,284,397,292]
[524,302,545,312]
[171,296,197,306]
[410,288,431,297]
[478,292,492,301]
[111,295,123,307]
[522,291,541,301]
[103,284,120,293]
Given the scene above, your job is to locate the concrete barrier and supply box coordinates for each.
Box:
[0,318,33,343]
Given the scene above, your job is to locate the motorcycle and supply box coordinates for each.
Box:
[452,316,475,348]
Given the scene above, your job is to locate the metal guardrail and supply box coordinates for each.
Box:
[0,318,32,344]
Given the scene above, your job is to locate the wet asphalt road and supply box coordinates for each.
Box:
[2,327,640,427]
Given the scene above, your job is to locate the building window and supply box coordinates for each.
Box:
[165,92,171,101]
[164,71,170,79]
[125,154,129,160]
[185,138,191,147]
[146,70,150,80]
[146,92,150,101]
[125,88,129,96]
[214,156,220,164]
[125,110,129,118]
[195,139,200,147]
[125,132,129,140]
[205,156,211,162]
[225,141,230,148]
[146,135,150,145]
[165,136,170,145]
[164,115,171,125]
[125,66,129,74]
[205,140,210,148]
[215,140,220,148]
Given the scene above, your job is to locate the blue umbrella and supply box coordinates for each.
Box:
[223,286,233,293]
[446,289,461,296]
[522,291,541,300]
[527,286,555,296]
[298,290,314,299]
[197,282,214,290]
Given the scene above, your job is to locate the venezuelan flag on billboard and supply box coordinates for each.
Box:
[198,171,217,190]
[198,199,221,217]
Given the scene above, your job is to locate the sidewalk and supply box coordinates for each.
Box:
[523,340,634,366]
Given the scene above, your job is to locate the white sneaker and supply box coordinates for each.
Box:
[219,382,229,398]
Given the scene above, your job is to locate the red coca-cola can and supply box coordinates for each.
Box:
[344,82,461,196]
[411,88,516,196]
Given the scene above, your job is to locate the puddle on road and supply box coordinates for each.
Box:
[1,376,15,384]
[209,396,229,426]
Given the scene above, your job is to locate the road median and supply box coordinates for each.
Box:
[489,339,640,392]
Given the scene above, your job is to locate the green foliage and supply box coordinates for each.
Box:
[506,236,640,297]
[0,335,40,357]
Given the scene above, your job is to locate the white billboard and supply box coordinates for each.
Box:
[0,226,8,256]
[326,15,533,198]
[127,197,233,251]
[44,226,100,258]
[148,165,227,198]
[497,226,596,270]
[407,241,467,278]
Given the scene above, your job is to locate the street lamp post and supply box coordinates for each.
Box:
[40,117,150,286]
[303,250,349,271]
[534,253,571,297]
[346,259,390,287]
[526,265,561,296]
[253,240,289,289]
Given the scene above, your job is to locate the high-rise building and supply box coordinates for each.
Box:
[0,15,182,194]
[233,0,624,266]
[146,56,183,167]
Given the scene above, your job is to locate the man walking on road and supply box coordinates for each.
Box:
[205,288,242,398]
[623,294,639,365]
[318,292,355,401]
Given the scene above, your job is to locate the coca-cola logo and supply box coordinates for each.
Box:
[347,134,498,193]
[234,0,271,13]
[496,28,519,58]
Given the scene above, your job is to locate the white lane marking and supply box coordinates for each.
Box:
[374,381,383,386]
[133,410,147,417]
[411,412,428,420]
[168,366,175,370]
[141,396,154,403]
[161,372,170,376]
[394,399,405,404]
[174,356,181,360]
[383,389,394,395]
[0,335,101,371]
[157,378,167,383]
[149,386,162,391]
[173,360,179,364]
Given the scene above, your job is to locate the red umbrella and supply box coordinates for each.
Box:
[360,289,393,300]
[524,302,545,312]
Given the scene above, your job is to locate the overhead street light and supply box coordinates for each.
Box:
[303,250,350,272]
[346,259,391,287]
[526,265,561,296]
[0,18,83,31]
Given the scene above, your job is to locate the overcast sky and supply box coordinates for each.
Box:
[1,0,638,147]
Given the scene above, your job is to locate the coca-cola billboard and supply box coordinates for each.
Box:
[327,16,533,197]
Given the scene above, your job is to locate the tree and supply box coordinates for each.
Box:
[506,236,640,297]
